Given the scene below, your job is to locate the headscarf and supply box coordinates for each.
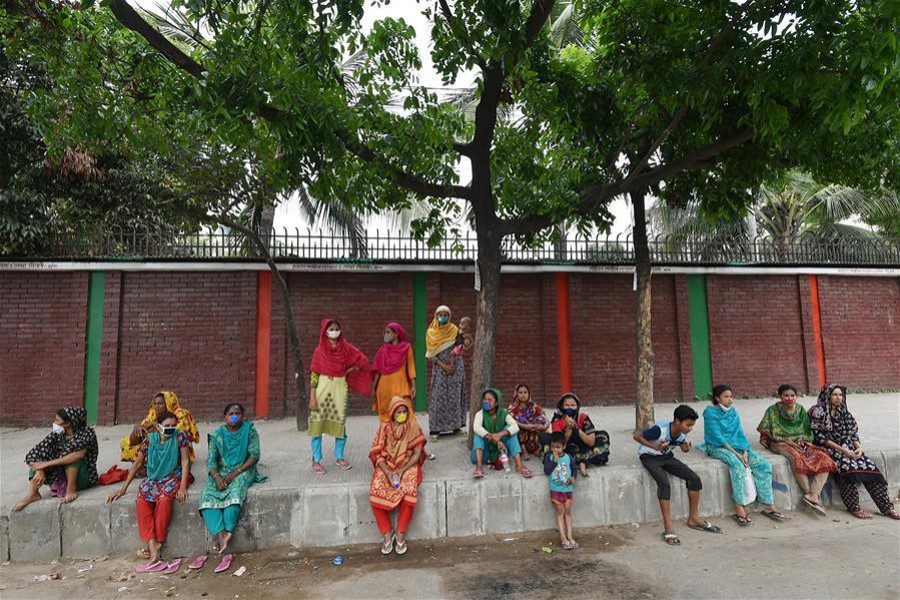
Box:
[369,396,426,469]
[757,400,812,446]
[209,421,252,470]
[702,403,750,451]
[310,318,372,394]
[809,383,847,433]
[145,431,181,481]
[25,406,100,487]
[425,305,459,358]
[551,392,593,433]
[373,322,412,376]
[142,391,199,460]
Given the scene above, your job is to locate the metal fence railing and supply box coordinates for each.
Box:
[12,227,900,266]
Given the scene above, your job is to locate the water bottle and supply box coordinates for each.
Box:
[391,473,401,488]
[499,451,511,473]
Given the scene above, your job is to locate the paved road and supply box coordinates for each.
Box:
[1,509,898,599]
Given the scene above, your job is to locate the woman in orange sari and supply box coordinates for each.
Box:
[369,396,427,556]
[371,323,416,421]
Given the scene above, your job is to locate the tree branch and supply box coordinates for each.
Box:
[109,0,203,78]
[524,0,557,48]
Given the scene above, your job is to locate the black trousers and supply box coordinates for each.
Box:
[640,453,703,500]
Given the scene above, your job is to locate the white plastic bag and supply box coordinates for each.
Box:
[742,466,757,505]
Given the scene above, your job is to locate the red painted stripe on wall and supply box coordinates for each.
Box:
[809,275,827,389]
[555,272,573,393]
[255,271,272,418]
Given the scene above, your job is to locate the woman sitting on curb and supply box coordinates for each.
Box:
[471,389,533,479]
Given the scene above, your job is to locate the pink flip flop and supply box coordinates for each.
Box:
[188,555,208,570]
[136,560,166,573]
[164,558,182,574]
[214,553,234,574]
[311,462,326,475]
[335,459,353,471]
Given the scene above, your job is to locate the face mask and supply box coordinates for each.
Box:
[161,426,177,438]
[52,423,65,435]
[228,414,241,425]
[563,408,578,417]
[383,334,394,343]
[438,315,449,325]
[326,330,341,339]
[720,404,732,412]
[483,402,493,411]
[395,412,408,424]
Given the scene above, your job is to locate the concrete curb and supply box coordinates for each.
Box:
[4,452,899,562]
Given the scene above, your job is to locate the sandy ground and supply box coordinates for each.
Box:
[1,504,898,600]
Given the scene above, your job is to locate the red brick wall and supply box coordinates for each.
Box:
[0,272,88,427]
[818,276,900,390]
[112,272,258,423]
[706,275,809,396]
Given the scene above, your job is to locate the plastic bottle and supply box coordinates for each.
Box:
[391,473,401,488]
[499,450,511,473]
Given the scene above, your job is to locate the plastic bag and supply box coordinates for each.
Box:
[742,466,757,505]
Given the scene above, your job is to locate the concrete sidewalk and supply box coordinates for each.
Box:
[2,394,898,562]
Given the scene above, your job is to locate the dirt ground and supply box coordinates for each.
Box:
[2,508,898,600]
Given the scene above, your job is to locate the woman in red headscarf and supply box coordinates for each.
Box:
[369,396,427,556]
[371,322,416,422]
[308,319,371,475]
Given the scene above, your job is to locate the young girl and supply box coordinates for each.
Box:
[544,432,577,549]
[107,412,192,572]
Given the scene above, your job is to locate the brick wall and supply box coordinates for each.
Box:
[818,276,900,390]
[1,269,897,426]
[706,275,809,396]
[0,272,88,427]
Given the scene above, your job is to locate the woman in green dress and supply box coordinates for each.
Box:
[198,403,266,561]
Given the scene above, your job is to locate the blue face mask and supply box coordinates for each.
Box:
[483,402,493,411]
[228,414,241,425]
[564,408,578,417]
[438,315,449,325]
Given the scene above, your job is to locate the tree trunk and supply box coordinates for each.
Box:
[467,223,503,446]
[632,191,655,430]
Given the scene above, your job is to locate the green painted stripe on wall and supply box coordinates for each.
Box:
[686,274,713,400]
[412,272,428,412]
[83,271,106,424]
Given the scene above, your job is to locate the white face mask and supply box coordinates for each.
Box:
[720,404,733,412]
[52,423,65,435]
[326,330,341,339]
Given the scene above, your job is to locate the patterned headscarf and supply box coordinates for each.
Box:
[809,383,848,433]
[425,305,459,358]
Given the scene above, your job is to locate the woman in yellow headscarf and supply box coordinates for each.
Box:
[119,391,200,463]
[426,306,467,439]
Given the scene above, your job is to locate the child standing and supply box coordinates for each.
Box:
[544,432,578,549]
[634,405,721,546]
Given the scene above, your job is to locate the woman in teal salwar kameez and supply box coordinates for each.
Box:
[199,403,266,556]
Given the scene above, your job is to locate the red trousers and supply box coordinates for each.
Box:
[372,502,415,535]
[136,496,174,543]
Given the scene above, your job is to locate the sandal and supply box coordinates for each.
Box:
[760,509,788,522]
[850,509,872,519]
[136,560,167,573]
[569,540,579,549]
[426,452,436,461]
[381,536,395,555]
[335,459,353,471]
[311,462,326,475]
[214,553,234,574]
[663,532,681,546]
[516,466,533,479]
[883,508,900,520]
[395,539,408,556]
[473,468,484,479]
[188,555,208,570]
[164,558,182,575]
[732,514,751,526]
[687,520,722,534]
[802,497,826,516]
[562,540,574,550]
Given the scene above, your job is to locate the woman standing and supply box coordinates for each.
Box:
[372,322,416,422]
[508,384,548,458]
[14,406,99,511]
[757,384,835,515]
[702,384,786,524]
[426,306,467,439]
[196,403,268,569]
[119,391,199,465]
[309,319,371,474]
[546,392,610,476]
[810,384,899,520]
[369,396,427,556]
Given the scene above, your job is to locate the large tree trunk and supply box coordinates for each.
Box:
[467,220,503,446]
[632,191,655,430]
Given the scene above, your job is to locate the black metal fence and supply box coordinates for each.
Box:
[16,227,900,266]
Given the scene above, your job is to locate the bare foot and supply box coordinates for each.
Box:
[13,491,42,512]
[63,489,78,504]
[148,539,161,563]
[579,464,590,477]
[218,531,232,555]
